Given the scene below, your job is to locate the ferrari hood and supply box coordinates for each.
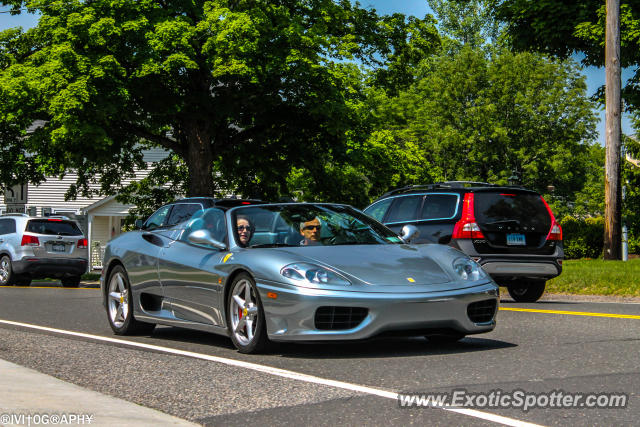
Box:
[281,244,452,286]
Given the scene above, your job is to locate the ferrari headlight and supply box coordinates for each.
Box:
[280,263,351,286]
[452,257,486,281]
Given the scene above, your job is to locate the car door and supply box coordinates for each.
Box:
[158,208,227,326]
[0,218,16,258]
[415,193,460,244]
[381,195,423,238]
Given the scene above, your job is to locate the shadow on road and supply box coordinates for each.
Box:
[146,326,515,359]
[274,336,516,359]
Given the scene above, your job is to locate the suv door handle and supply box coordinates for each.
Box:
[0,239,4,243]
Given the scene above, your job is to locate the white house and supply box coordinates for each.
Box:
[0,148,170,270]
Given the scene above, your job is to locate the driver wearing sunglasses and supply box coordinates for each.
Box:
[236,216,253,247]
[299,217,322,246]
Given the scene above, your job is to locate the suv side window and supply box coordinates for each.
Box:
[167,203,202,226]
[0,219,16,235]
[145,205,172,230]
[385,195,422,223]
[363,198,394,222]
[420,194,459,220]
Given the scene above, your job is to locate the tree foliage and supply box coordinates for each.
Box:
[490,0,640,122]
[362,46,598,206]
[0,0,439,205]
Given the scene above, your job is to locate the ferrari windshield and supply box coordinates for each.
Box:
[232,204,403,248]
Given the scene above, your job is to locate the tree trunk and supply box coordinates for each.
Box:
[604,0,622,260]
[184,121,215,197]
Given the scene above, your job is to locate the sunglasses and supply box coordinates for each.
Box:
[303,225,321,231]
[237,225,251,231]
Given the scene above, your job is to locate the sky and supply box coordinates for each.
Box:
[0,0,634,144]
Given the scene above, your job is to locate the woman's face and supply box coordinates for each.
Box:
[237,218,251,245]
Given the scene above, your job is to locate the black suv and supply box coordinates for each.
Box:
[363,182,563,302]
[137,197,266,231]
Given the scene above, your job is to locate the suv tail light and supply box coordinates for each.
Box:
[540,196,562,241]
[77,238,88,249]
[21,235,40,246]
[452,193,486,239]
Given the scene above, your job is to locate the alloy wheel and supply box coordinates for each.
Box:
[229,278,260,346]
[108,271,129,328]
[0,257,10,285]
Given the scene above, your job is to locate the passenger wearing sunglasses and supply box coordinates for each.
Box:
[299,217,322,245]
[236,216,253,247]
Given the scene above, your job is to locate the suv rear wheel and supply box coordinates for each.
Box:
[507,280,546,303]
[61,276,81,288]
[14,275,32,286]
[0,255,14,286]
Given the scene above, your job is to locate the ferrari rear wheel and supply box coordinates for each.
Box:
[106,265,155,335]
[227,273,270,353]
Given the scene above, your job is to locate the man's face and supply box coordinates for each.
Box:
[300,218,321,242]
[237,218,251,245]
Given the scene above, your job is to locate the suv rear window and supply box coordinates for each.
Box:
[26,219,83,236]
[474,193,550,231]
[419,194,458,220]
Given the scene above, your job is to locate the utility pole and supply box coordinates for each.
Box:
[604,0,622,260]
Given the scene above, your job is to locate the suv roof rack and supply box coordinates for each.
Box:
[378,181,530,198]
[380,182,499,198]
[439,181,499,187]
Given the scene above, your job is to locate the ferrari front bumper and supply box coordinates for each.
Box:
[256,280,499,341]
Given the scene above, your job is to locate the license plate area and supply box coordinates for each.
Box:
[52,243,66,252]
[506,233,526,246]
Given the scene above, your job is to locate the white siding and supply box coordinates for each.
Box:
[91,216,110,248]
[142,147,171,162]
[0,163,156,214]
[90,198,135,217]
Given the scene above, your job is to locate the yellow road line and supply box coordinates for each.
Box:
[500,307,640,319]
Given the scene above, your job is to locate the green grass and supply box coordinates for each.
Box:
[545,258,640,297]
[81,272,101,281]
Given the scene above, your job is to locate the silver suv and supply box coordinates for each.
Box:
[0,214,88,287]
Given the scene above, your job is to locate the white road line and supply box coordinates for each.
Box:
[0,319,542,427]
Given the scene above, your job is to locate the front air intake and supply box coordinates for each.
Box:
[467,299,497,323]
[314,306,368,330]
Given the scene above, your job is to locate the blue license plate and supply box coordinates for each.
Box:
[506,233,526,246]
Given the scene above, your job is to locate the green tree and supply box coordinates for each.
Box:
[490,0,640,120]
[624,136,640,253]
[0,0,438,203]
[428,0,503,51]
[367,46,598,204]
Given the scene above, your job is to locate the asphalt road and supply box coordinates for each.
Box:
[0,284,638,426]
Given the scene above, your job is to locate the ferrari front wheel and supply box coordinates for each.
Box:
[227,273,270,354]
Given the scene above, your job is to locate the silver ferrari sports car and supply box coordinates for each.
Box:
[101,203,499,353]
